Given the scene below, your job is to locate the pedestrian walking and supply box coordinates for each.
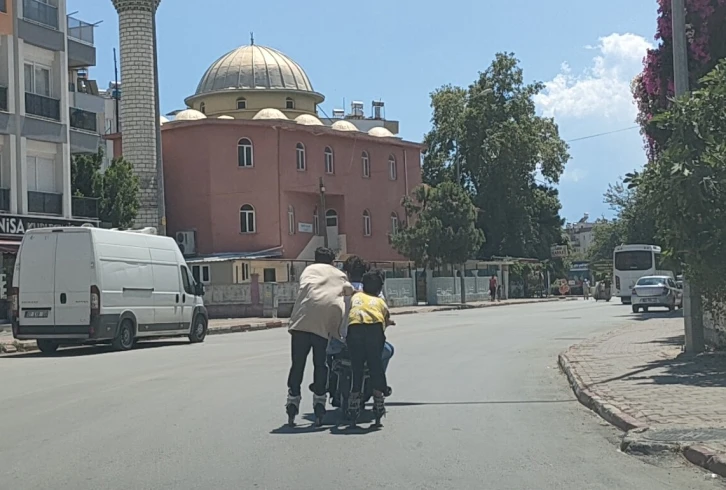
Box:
[583,278,590,300]
[489,274,498,302]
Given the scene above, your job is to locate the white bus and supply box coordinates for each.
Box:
[613,244,672,304]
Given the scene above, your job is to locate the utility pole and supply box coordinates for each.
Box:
[319,177,328,248]
[672,0,705,354]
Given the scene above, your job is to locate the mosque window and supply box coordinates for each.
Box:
[390,212,399,235]
[286,97,295,110]
[240,204,256,233]
[238,138,253,167]
[388,155,397,180]
[361,151,370,178]
[296,143,306,171]
[324,147,334,174]
[363,210,372,237]
[236,98,247,110]
[199,102,206,114]
[288,205,295,235]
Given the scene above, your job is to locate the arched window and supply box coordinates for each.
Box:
[237,138,253,167]
[240,204,256,233]
[388,155,397,180]
[288,205,295,235]
[363,210,372,237]
[286,97,295,110]
[324,147,334,174]
[361,151,370,178]
[325,209,338,228]
[296,143,306,171]
[199,102,206,114]
[236,98,247,110]
[313,206,319,235]
[390,212,399,235]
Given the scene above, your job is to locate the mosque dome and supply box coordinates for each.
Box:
[368,127,395,138]
[295,114,324,126]
[160,115,169,125]
[331,120,358,132]
[252,108,288,120]
[193,44,322,101]
[174,109,207,121]
[217,115,234,119]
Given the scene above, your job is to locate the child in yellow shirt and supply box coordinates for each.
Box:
[346,269,394,425]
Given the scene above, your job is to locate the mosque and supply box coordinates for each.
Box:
[110,40,423,280]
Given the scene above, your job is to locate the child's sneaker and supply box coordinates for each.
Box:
[312,394,327,427]
[286,392,301,427]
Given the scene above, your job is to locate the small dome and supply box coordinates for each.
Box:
[160,115,169,125]
[295,114,323,126]
[174,109,207,121]
[331,120,358,132]
[253,108,288,120]
[368,127,395,138]
[217,115,234,119]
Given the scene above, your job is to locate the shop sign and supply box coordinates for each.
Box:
[0,214,98,237]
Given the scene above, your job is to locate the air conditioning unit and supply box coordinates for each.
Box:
[176,230,196,256]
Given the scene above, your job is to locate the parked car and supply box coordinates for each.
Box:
[631,275,682,313]
[11,226,208,354]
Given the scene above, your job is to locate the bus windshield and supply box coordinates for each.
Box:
[614,251,653,271]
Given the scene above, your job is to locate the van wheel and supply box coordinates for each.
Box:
[112,320,135,351]
[189,315,208,343]
[36,340,59,354]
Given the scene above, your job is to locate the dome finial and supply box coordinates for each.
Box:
[250,32,254,45]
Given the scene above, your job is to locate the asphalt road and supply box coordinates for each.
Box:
[0,300,723,489]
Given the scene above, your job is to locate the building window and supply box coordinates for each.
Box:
[236,98,247,110]
[296,143,306,171]
[363,210,372,237]
[26,155,56,193]
[388,155,397,180]
[362,151,370,178]
[313,206,319,235]
[192,264,211,284]
[324,147,334,174]
[234,261,250,283]
[325,209,338,228]
[286,97,295,110]
[240,204,256,233]
[288,205,295,235]
[237,138,253,167]
[24,62,51,97]
[390,212,399,235]
[263,268,277,282]
[199,102,206,114]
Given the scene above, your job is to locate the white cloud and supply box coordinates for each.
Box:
[534,33,653,120]
[562,167,587,183]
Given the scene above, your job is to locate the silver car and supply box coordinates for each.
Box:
[631,275,683,313]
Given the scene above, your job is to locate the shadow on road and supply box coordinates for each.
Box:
[0,340,192,359]
[611,310,684,321]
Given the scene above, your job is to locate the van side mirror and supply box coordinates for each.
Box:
[195,283,205,296]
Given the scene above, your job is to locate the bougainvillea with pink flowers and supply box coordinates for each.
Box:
[633,0,726,159]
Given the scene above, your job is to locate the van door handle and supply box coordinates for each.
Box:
[182,294,186,303]
[176,294,179,303]
[60,293,66,304]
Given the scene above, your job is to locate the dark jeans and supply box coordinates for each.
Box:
[347,323,387,394]
[287,330,328,397]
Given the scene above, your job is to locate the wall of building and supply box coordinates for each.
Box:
[189,90,318,120]
[0,0,13,35]
[383,278,416,307]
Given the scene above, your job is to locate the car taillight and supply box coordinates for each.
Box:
[615,276,621,290]
[90,285,100,317]
[10,287,18,317]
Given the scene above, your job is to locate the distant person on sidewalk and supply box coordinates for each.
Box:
[489,274,498,302]
[285,247,354,426]
[583,279,590,300]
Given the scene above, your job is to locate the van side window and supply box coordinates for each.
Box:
[180,266,195,295]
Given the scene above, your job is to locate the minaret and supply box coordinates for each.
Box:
[111,0,164,232]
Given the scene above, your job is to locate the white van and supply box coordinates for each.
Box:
[11,226,208,354]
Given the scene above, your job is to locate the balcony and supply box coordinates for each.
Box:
[25,92,60,121]
[71,196,99,219]
[23,0,58,29]
[0,189,9,212]
[28,191,62,215]
[0,86,7,112]
[67,16,94,45]
[69,107,97,133]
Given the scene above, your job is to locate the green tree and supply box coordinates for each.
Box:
[422,53,570,259]
[635,60,726,307]
[71,148,103,198]
[100,158,140,229]
[391,182,484,270]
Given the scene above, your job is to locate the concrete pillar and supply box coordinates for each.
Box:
[683,278,705,354]
[111,0,162,229]
[502,265,510,300]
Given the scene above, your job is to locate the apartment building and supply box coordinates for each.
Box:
[0,0,103,239]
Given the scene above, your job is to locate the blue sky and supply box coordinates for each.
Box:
[69,0,659,224]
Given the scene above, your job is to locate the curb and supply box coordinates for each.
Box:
[0,297,567,355]
[558,350,726,478]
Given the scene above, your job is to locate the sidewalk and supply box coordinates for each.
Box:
[0,297,564,354]
[560,316,726,477]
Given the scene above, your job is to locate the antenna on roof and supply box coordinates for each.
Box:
[250,32,254,45]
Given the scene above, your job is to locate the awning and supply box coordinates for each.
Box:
[0,239,21,254]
